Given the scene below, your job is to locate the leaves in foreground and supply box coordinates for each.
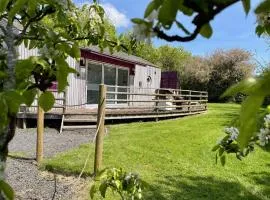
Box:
[90,168,143,200]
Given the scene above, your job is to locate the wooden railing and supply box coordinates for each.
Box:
[19,85,207,115]
[105,85,208,113]
[19,89,66,114]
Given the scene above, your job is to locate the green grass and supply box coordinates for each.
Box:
[44,103,270,200]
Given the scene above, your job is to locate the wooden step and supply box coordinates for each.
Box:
[64,118,97,123]
[62,125,96,129]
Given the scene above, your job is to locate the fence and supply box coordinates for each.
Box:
[19,85,208,117]
[19,89,66,114]
[104,85,208,114]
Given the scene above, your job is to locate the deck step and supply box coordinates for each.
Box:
[64,118,97,123]
[62,125,96,129]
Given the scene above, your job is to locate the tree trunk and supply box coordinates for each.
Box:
[0,22,18,198]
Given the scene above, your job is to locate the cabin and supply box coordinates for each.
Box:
[17,44,208,131]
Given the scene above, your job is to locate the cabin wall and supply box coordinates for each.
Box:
[132,65,161,106]
[17,44,83,111]
[66,58,87,108]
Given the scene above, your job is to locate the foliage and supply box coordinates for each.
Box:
[213,113,270,165]
[212,127,255,166]
[44,104,270,200]
[122,34,191,71]
[180,56,211,91]
[90,168,143,200]
[207,49,254,102]
[0,0,128,198]
[179,49,254,101]
[156,45,191,71]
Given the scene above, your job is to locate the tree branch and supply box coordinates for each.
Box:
[154,0,240,42]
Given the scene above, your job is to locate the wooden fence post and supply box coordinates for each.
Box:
[94,84,106,174]
[36,102,44,163]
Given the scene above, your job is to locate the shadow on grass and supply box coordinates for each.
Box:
[144,175,266,200]
[247,171,270,198]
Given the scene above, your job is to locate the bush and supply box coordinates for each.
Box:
[179,49,255,102]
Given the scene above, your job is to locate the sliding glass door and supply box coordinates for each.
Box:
[86,61,129,105]
[87,63,102,104]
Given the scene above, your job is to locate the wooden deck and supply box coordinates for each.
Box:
[17,86,208,130]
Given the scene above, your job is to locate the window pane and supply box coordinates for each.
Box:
[104,65,116,86]
[118,69,128,86]
[87,90,99,104]
[87,63,102,84]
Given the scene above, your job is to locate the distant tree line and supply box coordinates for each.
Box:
[124,35,255,102]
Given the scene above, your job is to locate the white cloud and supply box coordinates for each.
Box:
[102,3,129,28]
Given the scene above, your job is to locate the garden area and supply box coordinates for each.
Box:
[44,103,270,200]
[2,0,270,199]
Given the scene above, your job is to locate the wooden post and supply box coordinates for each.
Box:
[94,84,106,174]
[36,104,44,163]
[189,90,192,112]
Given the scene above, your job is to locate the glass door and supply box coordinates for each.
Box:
[87,63,102,104]
[117,68,129,103]
[104,65,116,104]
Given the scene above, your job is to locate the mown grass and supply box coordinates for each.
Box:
[44,104,270,200]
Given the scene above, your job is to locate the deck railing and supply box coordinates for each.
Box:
[104,85,208,113]
[19,85,208,115]
[19,89,66,114]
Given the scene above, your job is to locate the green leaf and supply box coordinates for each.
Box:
[220,155,226,166]
[238,95,264,149]
[218,148,224,156]
[175,21,190,35]
[8,0,28,22]
[70,45,80,59]
[158,0,179,29]
[144,0,162,18]
[0,0,10,14]
[256,25,265,37]
[255,0,270,14]
[28,0,37,16]
[15,59,35,81]
[99,182,108,198]
[39,91,55,112]
[211,144,219,152]
[4,91,23,114]
[22,88,37,107]
[200,23,213,39]
[131,18,147,24]
[0,180,14,200]
[56,58,76,92]
[221,78,257,98]
[241,0,250,15]
[90,184,96,199]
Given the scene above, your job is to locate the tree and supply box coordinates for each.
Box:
[135,0,270,150]
[156,45,191,71]
[180,56,210,91]
[0,0,127,198]
[207,49,254,102]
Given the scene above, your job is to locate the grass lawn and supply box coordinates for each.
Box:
[44,104,270,200]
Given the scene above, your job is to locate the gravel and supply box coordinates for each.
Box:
[6,128,96,200]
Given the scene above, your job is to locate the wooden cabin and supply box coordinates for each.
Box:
[17,44,208,130]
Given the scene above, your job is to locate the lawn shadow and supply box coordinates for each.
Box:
[144,175,266,200]
[247,171,270,198]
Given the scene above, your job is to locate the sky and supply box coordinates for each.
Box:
[75,0,269,64]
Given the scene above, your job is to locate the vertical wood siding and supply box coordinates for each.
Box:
[132,65,161,106]
[66,57,87,108]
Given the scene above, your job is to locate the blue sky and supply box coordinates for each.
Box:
[75,0,269,63]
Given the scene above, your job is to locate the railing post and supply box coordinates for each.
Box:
[36,95,44,163]
[94,84,107,174]
[189,90,192,112]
